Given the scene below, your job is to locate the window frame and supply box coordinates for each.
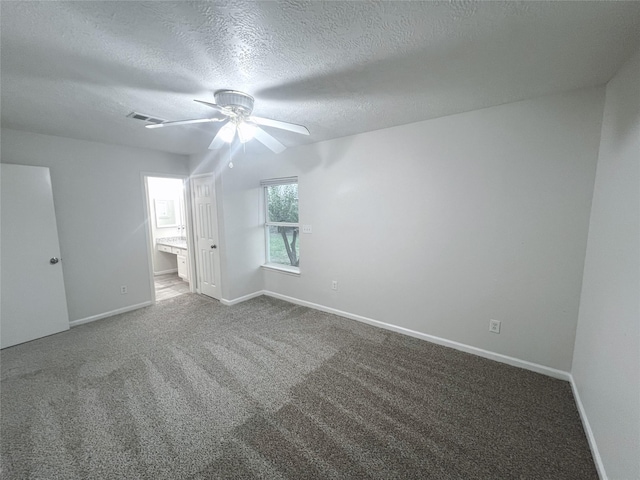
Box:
[261,177,300,274]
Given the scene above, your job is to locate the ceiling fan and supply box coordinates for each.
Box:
[145,90,309,154]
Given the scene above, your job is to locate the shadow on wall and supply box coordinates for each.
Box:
[292,135,355,174]
[607,78,640,143]
[190,132,357,176]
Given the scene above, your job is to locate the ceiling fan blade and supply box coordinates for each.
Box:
[208,120,231,150]
[253,126,286,154]
[145,118,224,129]
[194,100,233,116]
[249,116,309,135]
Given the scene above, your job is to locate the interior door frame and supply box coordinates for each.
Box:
[141,172,195,304]
[190,172,222,298]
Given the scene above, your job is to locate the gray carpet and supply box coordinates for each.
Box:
[1,293,596,479]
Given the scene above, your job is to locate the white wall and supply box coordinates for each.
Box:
[0,129,189,322]
[572,50,640,480]
[211,87,605,372]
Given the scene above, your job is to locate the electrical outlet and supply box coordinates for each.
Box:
[489,319,501,334]
[120,285,128,295]
[302,224,312,234]
[331,280,338,291]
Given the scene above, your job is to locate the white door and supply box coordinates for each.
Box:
[192,174,221,299]
[1,164,69,348]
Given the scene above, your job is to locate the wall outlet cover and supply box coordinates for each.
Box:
[489,319,501,334]
[302,225,312,234]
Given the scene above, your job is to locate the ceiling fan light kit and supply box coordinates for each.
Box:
[237,121,257,143]
[145,89,309,155]
[217,121,236,143]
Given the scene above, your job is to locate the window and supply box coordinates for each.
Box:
[262,177,299,272]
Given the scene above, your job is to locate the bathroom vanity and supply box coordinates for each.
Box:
[156,237,189,281]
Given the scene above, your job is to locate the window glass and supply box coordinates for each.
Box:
[266,225,300,267]
[263,181,299,269]
[266,184,298,223]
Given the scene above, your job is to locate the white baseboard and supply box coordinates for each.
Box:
[220,291,265,306]
[261,290,571,381]
[69,301,153,327]
[154,268,178,276]
[569,375,607,479]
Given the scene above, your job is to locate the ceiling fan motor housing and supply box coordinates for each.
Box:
[214,90,254,116]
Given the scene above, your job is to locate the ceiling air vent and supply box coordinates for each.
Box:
[127,112,165,124]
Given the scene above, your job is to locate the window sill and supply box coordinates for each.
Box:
[261,264,301,276]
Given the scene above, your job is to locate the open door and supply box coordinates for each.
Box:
[1,164,69,348]
[143,174,194,304]
[191,174,221,300]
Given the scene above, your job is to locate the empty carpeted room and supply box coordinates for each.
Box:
[1,2,639,479]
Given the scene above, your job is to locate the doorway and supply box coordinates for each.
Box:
[144,175,192,302]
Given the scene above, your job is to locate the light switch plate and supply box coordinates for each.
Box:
[302,224,312,234]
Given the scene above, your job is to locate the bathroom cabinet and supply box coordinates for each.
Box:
[177,253,188,280]
[156,238,189,282]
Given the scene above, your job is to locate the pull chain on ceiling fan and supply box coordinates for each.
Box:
[145,90,309,154]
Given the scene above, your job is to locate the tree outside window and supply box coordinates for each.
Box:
[263,179,299,269]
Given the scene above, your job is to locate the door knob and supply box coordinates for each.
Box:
[211,245,217,249]
[50,257,59,264]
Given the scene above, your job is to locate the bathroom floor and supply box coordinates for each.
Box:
[155,273,190,302]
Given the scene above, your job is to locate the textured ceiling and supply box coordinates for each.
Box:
[2,1,640,156]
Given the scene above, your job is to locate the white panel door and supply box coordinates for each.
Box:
[192,174,221,299]
[1,164,69,348]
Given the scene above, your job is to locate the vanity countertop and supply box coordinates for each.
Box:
[156,236,187,249]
